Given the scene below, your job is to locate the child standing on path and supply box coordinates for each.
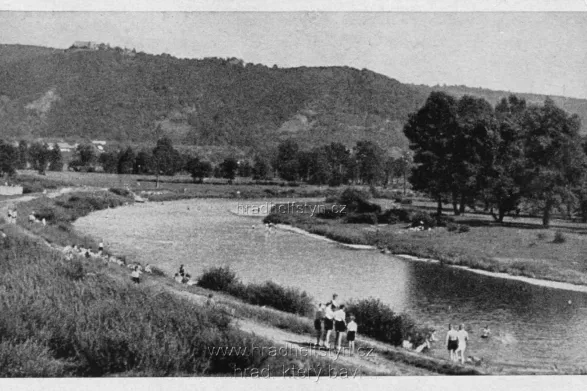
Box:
[346,315,358,355]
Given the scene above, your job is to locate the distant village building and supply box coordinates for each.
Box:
[70,41,98,50]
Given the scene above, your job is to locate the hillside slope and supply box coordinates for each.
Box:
[1,44,585,153]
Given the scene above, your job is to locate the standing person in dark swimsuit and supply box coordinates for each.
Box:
[346,315,358,355]
[446,323,459,362]
[314,303,325,347]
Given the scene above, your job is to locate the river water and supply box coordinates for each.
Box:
[74,198,587,372]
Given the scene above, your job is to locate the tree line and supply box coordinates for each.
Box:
[0,140,63,176]
[404,92,587,226]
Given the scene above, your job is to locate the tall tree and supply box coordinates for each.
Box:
[450,95,496,214]
[404,92,458,215]
[274,140,300,182]
[354,140,385,186]
[0,140,17,177]
[134,150,152,174]
[99,151,119,173]
[252,155,271,180]
[48,143,63,171]
[324,142,352,186]
[29,142,51,175]
[186,157,212,183]
[16,140,28,169]
[152,137,181,187]
[220,157,239,183]
[117,147,136,174]
[522,98,587,227]
[483,95,528,222]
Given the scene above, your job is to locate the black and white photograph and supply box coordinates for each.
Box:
[0,1,586,389]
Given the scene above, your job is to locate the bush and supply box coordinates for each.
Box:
[337,188,380,214]
[0,339,70,377]
[435,214,455,227]
[232,281,313,317]
[22,183,45,194]
[553,231,566,243]
[410,211,436,229]
[197,266,239,291]
[458,225,470,233]
[346,298,419,346]
[344,212,378,225]
[109,188,133,198]
[378,210,400,224]
[446,222,459,232]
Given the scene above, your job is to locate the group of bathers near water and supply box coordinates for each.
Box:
[313,294,358,353]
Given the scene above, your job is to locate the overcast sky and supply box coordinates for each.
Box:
[1,11,585,99]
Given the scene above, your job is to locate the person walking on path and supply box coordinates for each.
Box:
[446,323,459,362]
[456,324,469,364]
[314,303,325,347]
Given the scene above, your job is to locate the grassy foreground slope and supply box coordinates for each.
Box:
[0,193,374,377]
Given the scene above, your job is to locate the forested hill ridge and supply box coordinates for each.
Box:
[1,43,586,153]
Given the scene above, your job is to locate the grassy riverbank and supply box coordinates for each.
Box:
[264,199,587,287]
[0,186,488,376]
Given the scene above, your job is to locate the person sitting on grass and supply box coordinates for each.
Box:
[28,211,36,223]
[174,273,183,283]
[346,315,358,355]
[179,264,186,278]
[206,294,215,307]
[131,265,141,284]
[481,325,491,339]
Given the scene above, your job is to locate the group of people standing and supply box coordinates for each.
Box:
[313,294,358,353]
[445,323,469,364]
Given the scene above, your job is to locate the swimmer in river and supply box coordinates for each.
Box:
[481,325,491,339]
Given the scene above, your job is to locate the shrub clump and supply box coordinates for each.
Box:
[345,298,420,346]
[344,212,378,225]
[337,188,381,214]
[197,267,314,317]
[197,266,238,292]
[109,188,133,198]
[553,231,566,243]
[410,211,436,229]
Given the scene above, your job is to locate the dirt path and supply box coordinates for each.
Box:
[166,287,435,376]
